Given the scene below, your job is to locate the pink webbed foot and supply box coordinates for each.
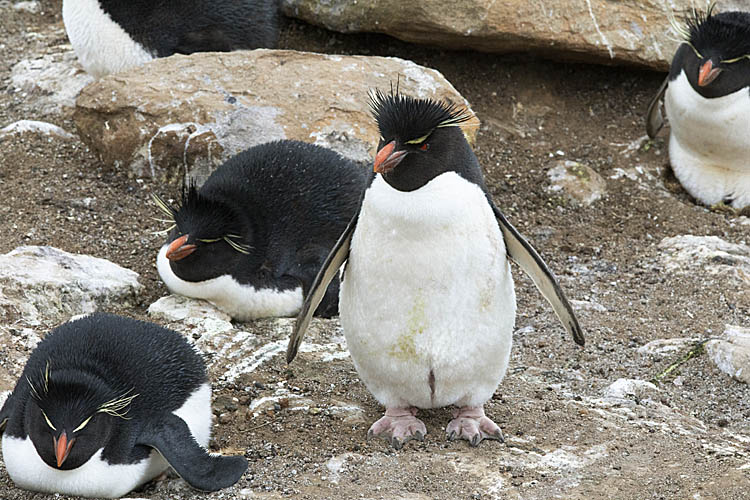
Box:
[446,406,504,447]
[368,407,427,450]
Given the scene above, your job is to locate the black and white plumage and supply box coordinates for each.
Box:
[287,91,584,449]
[62,0,279,77]
[647,7,750,209]
[0,313,246,498]
[155,140,368,321]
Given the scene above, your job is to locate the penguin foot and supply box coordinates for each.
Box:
[367,407,426,450]
[445,406,504,447]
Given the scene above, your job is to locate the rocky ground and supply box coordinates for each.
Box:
[1,2,750,499]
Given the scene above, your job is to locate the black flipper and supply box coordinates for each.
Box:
[286,212,359,363]
[646,77,669,139]
[491,201,585,346]
[137,413,247,492]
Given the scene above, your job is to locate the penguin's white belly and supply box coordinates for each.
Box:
[62,0,154,77]
[340,173,515,410]
[1,382,212,498]
[157,245,303,320]
[665,70,750,208]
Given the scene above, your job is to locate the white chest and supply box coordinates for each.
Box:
[1,383,212,498]
[62,0,154,77]
[340,173,516,409]
[157,245,303,320]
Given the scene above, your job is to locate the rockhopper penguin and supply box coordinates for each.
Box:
[0,313,247,497]
[287,90,585,449]
[155,140,368,321]
[647,6,750,209]
[62,0,280,77]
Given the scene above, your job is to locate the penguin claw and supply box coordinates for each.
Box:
[445,406,504,447]
[367,407,427,450]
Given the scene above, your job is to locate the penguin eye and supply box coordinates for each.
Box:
[419,143,429,151]
[722,54,750,64]
[73,416,93,433]
[40,410,56,431]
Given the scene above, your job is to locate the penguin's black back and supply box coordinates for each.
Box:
[2,313,206,438]
[98,0,279,56]
[199,140,368,263]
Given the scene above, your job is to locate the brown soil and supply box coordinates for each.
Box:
[1,3,749,500]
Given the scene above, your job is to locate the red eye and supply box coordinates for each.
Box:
[420,143,429,151]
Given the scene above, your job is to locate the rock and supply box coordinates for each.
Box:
[148,294,232,323]
[638,337,703,357]
[570,299,607,312]
[281,0,741,70]
[603,378,659,401]
[10,50,93,116]
[706,325,750,384]
[546,160,606,206]
[658,235,750,277]
[0,246,141,327]
[0,120,75,140]
[74,49,479,184]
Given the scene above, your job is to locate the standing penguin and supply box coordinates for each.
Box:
[646,7,750,209]
[287,90,584,448]
[0,313,247,498]
[155,140,368,321]
[62,0,279,77]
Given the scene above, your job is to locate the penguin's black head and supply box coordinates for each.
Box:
[369,89,481,192]
[154,185,252,282]
[24,366,135,470]
[675,7,750,97]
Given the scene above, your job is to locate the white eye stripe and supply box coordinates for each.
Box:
[73,416,92,432]
[41,410,56,431]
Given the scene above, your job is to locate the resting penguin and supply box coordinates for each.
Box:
[646,6,750,209]
[62,0,280,77]
[287,90,585,449]
[155,140,368,321]
[0,313,247,498]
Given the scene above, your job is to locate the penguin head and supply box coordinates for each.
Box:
[154,185,252,282]
[369,89,480,192]
[24,367,135,470]
[676,7,750,97]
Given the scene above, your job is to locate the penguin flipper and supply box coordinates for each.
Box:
[0,390,15,433]
[491,201,585,346]
[646,76,669,139]
[137,413,247,492]
[286,212,359,363]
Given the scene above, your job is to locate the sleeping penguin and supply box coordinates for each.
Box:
[646,6,750,209]
[287,90,584,449]
[0,313,247,498]
[62,0,279,77]
[155,140,368,321]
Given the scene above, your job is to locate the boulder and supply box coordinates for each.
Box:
[74,49,480,185]
[281,0,743,70]
[0,246,141,327]
[706,325,750,385]
[546,160,606,206]
[658,235,750,277]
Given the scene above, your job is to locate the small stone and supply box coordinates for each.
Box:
[546,160,607,206]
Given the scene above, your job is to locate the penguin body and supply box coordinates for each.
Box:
[0,313,246,498]
[155,140,368,321]
[287,91,583,449]
[62,0,279,77]
[647,9,750,208]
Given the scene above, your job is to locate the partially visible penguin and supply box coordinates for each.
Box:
[287,90,584,449]
[647,6,750,209]
[155,140,368,321]
[62,0,280,77]
[0,313,247,498]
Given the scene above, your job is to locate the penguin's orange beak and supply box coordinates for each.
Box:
[53,431,76,468]
[698,60,722,87]
[165,234,197,261]
[374,140,408,174]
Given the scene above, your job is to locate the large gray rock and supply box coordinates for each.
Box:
[658,235,750,277]
[74,49,480,184]
[282,0,744,70]
[0,246,141,327]
[546,160,607,206]
[707,325,750,384]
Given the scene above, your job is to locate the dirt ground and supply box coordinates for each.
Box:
[1,2,750,499]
